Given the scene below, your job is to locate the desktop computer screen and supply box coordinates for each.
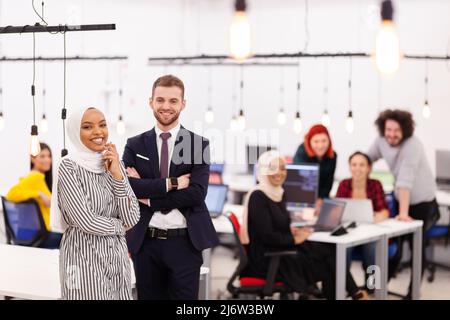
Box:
[283,163,319,211]
[436,150,450,188]
[205,184,228,217]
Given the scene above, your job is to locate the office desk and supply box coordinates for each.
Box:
[376,219,423,300]
[222,174,253,194]
[307,224,387,300]
[0,244,209,300]
[436,190,450,207]
[212,204,244,234]
[212,204,424,300]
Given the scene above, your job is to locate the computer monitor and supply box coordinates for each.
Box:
[205,184,228,217]
[283,164,319,211]
[210,163,225,174]
[246,145,275,174]
[314,199,346,231]
[436,150,450,187]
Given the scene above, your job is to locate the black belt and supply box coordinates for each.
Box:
[147,227,188,240]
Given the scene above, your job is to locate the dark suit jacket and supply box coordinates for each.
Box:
[123,126,219,254]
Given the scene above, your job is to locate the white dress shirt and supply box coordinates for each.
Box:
[149,123,187,229]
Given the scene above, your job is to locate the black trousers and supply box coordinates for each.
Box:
[132,234,203,300]
[391,199,440,295]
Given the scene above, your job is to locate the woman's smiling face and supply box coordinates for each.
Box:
[79,108,108,152]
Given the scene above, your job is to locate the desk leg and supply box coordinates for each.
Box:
[412,227,422,300]
[202,249,212,300]
[335,244,347,300]
[375,236,388,300]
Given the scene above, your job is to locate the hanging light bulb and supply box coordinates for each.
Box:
[422,101,431,119]
[116,114,126,135]
[375,0,400,75]
[277,109,286,125]
[321,110,330,127]
[293,111,303,134]
[229,0,251,61]
[30,125,41,156]
[40,113,48,133]
[237,109,246,130]
[230,115,239,131]
[346,110,354,133]
[0,111,4,131]
[205,107,214,124]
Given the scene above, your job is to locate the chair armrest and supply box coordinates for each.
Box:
[264,250,297,257]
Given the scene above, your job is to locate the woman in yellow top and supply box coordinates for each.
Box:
[6,142,62,248]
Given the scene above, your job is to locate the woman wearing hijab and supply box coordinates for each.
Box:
[240,150,368,300]
[293,124,337,208]
[50,107,140,300]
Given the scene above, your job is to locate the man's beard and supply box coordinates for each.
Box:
[154,110,180,127]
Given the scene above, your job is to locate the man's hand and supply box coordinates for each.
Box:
[396,214,414,222]
[126,167,141,179]
[177,174,191,190]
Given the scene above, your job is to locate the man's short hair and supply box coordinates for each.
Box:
[152,74,185,99]
[375,109,415,141]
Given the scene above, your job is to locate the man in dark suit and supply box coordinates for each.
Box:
[123,74,219,300]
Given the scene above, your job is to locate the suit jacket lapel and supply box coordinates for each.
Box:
[145,128,160,178]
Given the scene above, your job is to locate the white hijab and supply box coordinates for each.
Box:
[50,107,106,233]
[239,150,285,245]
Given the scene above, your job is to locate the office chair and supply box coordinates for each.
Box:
[425,205,450,282]
[225,212,296,299]
[1,197,60,249]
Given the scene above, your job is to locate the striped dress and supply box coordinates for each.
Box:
[57,158,140,300]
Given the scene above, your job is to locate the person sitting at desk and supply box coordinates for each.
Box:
[240,150,368,300]
[293,124,337,210]
[336,151,390,291]
[6,142,62,248]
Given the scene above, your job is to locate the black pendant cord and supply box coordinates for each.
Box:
[348,57,353,113]
[296,60,301,116]
[239,64,244,116]
[61,30,68,157]
[323,60,329,114]
[32,32,37,127]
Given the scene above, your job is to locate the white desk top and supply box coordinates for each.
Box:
[213,204,244,234]
[0,244,61,300]
[0,244,209,300]
[307,224,387,246]
[436,190,450,207]
[375,219,423,238]
[222,174,254,193]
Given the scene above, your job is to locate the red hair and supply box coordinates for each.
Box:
[304,124,334,158]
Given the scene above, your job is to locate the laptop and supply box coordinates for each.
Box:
[205,184,228,218]
[436,150,450,191]
[292,199,346,232]
[337,198,374,224]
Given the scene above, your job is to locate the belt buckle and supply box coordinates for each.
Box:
[157,229,168,240]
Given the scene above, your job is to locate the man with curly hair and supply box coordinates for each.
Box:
[368,109,440,299]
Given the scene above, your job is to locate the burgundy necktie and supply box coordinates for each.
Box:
[159,132,171,213]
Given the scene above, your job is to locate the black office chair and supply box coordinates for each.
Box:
[1,197,49,247]
[225,212,296,299]
[425,204,450,282]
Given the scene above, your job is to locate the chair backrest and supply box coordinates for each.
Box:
[226,212,249,294]
[1,197,48,247]
[385,192,398,217]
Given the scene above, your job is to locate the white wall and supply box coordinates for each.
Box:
[0,0,449,191]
